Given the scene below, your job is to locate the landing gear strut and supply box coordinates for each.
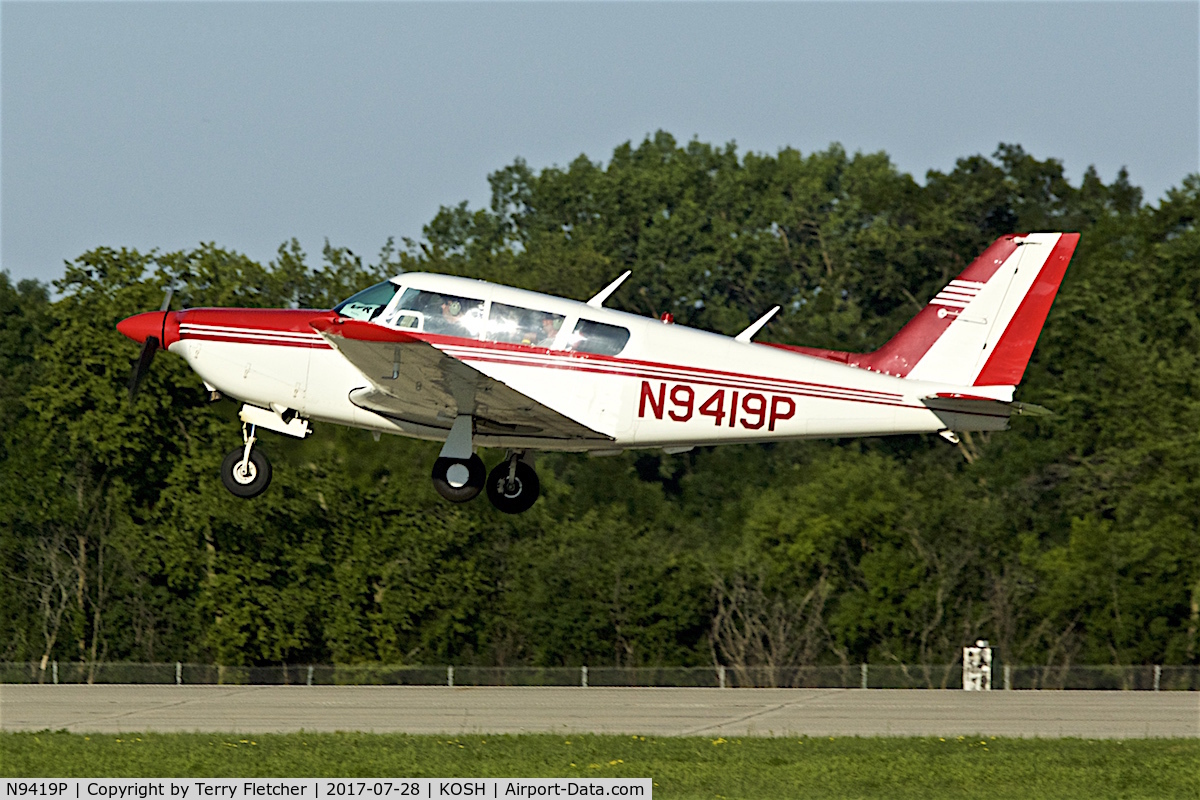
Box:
[486,451,540,514]
[430,415,487,502]
[221,423,273,498]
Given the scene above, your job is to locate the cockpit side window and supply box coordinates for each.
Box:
[566,319,631,356]
[333,281,400,322]
[486,303,565,347]
[388,288,486,339]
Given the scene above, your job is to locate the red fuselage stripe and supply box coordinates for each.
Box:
[182,323,904,400]
[432,338,902,399]
[451,352,902,405]
[180,331,333,349]
[456,353,918,410]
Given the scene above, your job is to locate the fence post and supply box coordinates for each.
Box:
[860,662,867,690]
[307,665,314,687]
[718,665,726,690]
[447,666,454,688]
[1004,664,1011,691]
[52,660,58,685]
[1154,665,1161,692]
[176,662,182,685]
[581,666,588,688]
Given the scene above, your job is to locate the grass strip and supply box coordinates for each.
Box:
[3,731,1199,799]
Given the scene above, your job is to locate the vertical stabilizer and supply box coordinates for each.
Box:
[857,233,1078,386]
[760,233,1078,387]
[905,232,1077,385]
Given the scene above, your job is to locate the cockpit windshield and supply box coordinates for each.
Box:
[333,281,399,321]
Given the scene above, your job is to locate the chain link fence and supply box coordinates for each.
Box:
[4,661,1198,689]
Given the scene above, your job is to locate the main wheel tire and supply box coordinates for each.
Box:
[431,454,486,502]
[221,446,272,499]
[486,460,540,514]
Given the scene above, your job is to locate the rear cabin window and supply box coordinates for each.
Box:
[386,288,486,338]
[567,319,630,356]
[333,281,399,321]
[486,303,565,347]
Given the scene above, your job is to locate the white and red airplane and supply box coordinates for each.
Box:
[117,232,1078,513]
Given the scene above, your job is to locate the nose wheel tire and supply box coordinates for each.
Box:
[221,446,272,498]
[431,454,486,502]
[486,460,540,514]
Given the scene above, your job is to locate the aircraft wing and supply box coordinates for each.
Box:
[310,317,613,442]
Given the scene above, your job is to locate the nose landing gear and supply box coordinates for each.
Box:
[221,423,273,498]
[486,451,540,514]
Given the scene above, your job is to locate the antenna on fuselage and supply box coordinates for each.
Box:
[586,270,632,308]
[735,306,780,343]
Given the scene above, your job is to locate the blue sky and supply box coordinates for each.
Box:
[2,1,1197,284]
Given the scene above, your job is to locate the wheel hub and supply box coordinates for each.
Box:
[446,462,471,488]
[232,461,257,484]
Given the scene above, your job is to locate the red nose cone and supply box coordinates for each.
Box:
[117,311,165,344]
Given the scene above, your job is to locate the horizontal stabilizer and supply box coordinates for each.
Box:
[921,392,1053,421]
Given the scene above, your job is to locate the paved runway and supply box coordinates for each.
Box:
[3,686,1198,738]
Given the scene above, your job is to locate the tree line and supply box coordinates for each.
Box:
[2,133,1198,678]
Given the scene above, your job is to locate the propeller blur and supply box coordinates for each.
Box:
[122,288,174,400]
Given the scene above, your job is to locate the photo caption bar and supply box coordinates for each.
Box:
[2,780,651,800]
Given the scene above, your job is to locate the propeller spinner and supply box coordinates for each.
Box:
[119,288,174,400]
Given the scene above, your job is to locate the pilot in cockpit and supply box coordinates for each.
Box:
[536,315,562,347]
[426,295,483,338]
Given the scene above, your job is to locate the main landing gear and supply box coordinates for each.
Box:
[485,453,540,515]
[429,415,541,513]
[431,450,539,514]
[221,423,273,498]
[431,454,487,502]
